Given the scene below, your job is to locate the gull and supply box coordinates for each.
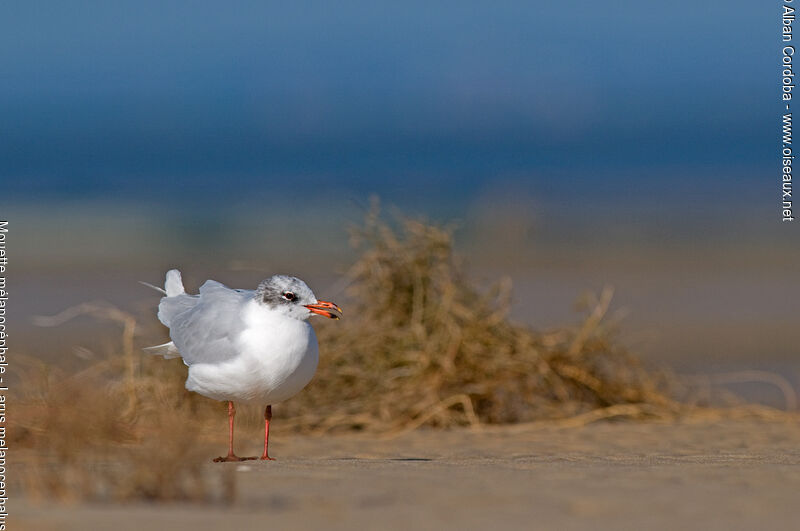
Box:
[143,269,342,461]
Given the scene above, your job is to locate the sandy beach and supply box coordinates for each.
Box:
[15,419,800,531]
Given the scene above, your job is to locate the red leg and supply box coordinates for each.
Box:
[214,401,253,462]
[260,405,276,460]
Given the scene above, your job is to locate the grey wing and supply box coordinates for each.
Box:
[168,281,251,365]
[157,293,199,327]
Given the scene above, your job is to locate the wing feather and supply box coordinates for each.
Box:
[157,293,199,327]
[167,281,251,365]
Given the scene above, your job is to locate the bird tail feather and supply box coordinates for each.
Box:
[138,281,166,294]
[140,269,185,297]
[142,341,181,359]
[165,269,185,297]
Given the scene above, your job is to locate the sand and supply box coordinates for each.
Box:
[15,419,800,530]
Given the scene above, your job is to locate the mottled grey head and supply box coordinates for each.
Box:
[255,275,342,321]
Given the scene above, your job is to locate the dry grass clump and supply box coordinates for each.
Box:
[12,305,235,504]
[281,204,679,433]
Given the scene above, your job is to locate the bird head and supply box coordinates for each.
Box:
[255,275,342,321]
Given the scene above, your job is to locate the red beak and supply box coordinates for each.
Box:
[304,300,343,320]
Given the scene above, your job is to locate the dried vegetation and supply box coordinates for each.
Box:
[282,205,679,433]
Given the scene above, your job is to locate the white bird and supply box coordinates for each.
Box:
[143,269,342,461]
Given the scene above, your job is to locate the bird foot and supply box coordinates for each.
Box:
[213,454,258,463]
[260,455,276,461]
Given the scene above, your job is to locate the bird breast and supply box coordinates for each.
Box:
[234,301,319,400]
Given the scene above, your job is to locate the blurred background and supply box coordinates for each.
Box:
[1,2,795,399]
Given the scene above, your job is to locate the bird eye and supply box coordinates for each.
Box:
[283,292,296,301]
